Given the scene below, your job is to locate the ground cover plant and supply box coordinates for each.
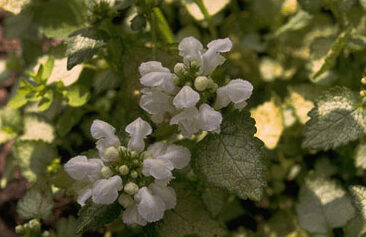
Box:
[0,0,366,236]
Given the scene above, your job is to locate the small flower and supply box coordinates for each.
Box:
[198,104,222,132]
[142,158,174,181]
[77,188,92,206]
[139,61,176,94]
[92,175,123,204]
[150,142,191,169]
[172,86,200,109]
[139,88,175,124]
[64,155,103,183]
[170,107,201,138]
[125,117,152,152]
[148,182,176,210]
[215,79,253,110]
[178,36,232,75]
[90,120,121,161]
[135,187,166,222]
[123,204,147,226]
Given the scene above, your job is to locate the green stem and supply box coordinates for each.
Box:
[151,11,157,59]
[152,7,175,44]
[194,0,217,38]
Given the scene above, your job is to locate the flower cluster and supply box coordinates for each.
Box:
[139,36,253,138]
[64,118,191,225]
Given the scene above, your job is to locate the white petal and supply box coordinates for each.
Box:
[172,86,200,109]
[198,104,223,132]
[90,120,120,146]
[92,175,123,204]
[123,204,147,226]
[148,183,176,210]
[147,142,168,158]
[215,86,231,109]
[207,38,233,53]
[139,61,170,76]
[139,88,175,122]
[170,107,200,138]
[125,117,152,152]
[77,188,92,206]
[140,71,176,94]
[142,158,174,180]
[178,36,203,65]
[157,144,191,169]
[135,187,166,222]
[201,38,232,75]
[225,79,253,104]
[64,156,103,182]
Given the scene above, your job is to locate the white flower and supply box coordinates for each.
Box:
[149,142,191,169]
[139,88,175,124]
[178,37,203,65]
[148,183,176,210]
[170,107,201,138]
[134,187,166,222]
[92,175,123,204]
[77,188,92,206]
[198,104,222,132]
[64,156,103,183]
[201,38,232,75]
[90,120,121,161]
[142,158,174,180]
[172,86,200,109]
[215,79,253,110]
[123,204,148,226]
[125,117,152,152]
[178,37,232,75]
[139,61,177,94]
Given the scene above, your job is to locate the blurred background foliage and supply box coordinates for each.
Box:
[0,0,366,236]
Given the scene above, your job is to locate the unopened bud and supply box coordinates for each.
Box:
[29,219,41,231]
[101,166,113,178]
[104,146,119,161]
[194,76,209,91]
[173,75,180,85]
[119,165,129,175]
[130,151,139,159]
[118,193,135,208]
[15,225,25,234]
[132,159,139,165]
[124,182,139,195]
[361,77,366,85]
[130,170,138,179]
[174,63,186,74]
[119,146,128,153]
[42,231,51,237]
[360,90,366,97]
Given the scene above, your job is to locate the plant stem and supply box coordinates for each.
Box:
[194,0,217,38]
[152,7,175,44]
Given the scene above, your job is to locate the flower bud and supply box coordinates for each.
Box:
[101,166,113,178]
[42,231,51,237]
[174,63,186,74]
[119,165,129,175]
[173,75,180,85]
[194,76,209,91]
[119,146,128,153]
[118,193,135,208]
[130,170,138,179]
[132,159,139,165]
[362,77,366,85]
[104,146,119,161]
[130,151,139,159]
[29,219,41,231]
[15,225,25,234]
[360,90,366,98]
[124,182,139,195]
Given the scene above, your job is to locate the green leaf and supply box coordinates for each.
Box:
[56,216,81,237]
[38,89,54,112]
[56,108,84,137]
[42,56,55,81]
[3,10,36,39]
[302,87,366,151]
[344,216,366,237]
[64,84,90,107]
[12,140,57,182]
[296,175,356,235]
[66,28,105,70]
[8,92,28,109]
[201,186,226,217]
[155,182,227,237]
[354,142,366,169]
[311,30,350,80]
[20,115,55,143]
[75,200,122,234]
[17,182,54,220]
[274,10,313,36]
[349,185,366,220]
[194,111,266,201]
